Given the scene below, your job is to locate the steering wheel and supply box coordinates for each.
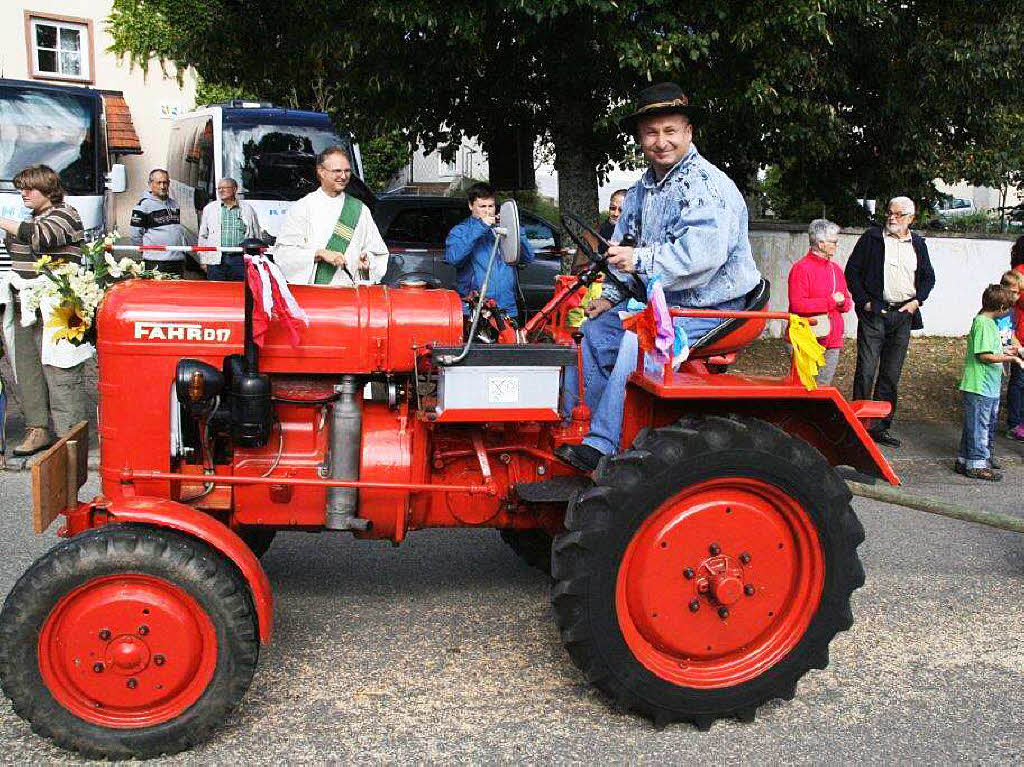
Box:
[560,214,647,304]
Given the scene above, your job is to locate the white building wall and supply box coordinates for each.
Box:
[0,0,196,231]
[749,226,1017,338]
[390,141,489,191]
[934,179,1022,212]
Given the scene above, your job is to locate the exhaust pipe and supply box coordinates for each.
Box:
[325,375,369,531]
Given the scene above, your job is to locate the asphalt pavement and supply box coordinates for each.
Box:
[0,420,1022,764]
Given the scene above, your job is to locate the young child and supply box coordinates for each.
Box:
[996,271,1023,350]
[956,284,1022,481]
[1002,269,1024,440]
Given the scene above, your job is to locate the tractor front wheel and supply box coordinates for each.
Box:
[0,525,259,759]
[551,415,864,728]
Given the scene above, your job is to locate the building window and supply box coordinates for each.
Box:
[26,13,93,83]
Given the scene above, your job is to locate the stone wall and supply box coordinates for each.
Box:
[749,223,1019,338]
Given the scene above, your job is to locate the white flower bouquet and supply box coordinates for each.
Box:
[23,231,176,346]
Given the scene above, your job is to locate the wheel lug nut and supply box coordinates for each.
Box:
[98,629,111,641]
[709,543,721,556]
[683,568,695,579]
[154,654,166,666]
[718,607,729,619]
[688,599,700,612]
[137,625,149,636]
[740,552,752,564]
[93,662,104,673]
[744,584,755,596]
[126,678,138,689]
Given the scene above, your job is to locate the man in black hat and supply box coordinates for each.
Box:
[557,82,762,472]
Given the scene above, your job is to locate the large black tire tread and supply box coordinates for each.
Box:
[499,529,554,575]
[551,414,864,729]
[0,525,259,759]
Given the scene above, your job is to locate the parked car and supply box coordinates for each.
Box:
[935,196,977,218]
[372,194,565,316]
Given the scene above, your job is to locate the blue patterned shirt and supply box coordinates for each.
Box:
[604,145,761,307]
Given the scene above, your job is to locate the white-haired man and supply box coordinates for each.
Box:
[198,178,263,280]
[845,196,935,447]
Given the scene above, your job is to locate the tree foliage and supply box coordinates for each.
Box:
[360,130,413,191]
[108,0,1024,224]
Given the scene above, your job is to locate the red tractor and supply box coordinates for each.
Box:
[0,227,897,758]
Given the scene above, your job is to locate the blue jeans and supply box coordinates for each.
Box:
[573,297,745,455]
[1007,362,1024,430]
[957,391,1000,469]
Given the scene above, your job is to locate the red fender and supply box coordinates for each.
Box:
[101,497,273,643]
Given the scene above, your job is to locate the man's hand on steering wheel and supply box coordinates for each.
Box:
[606,245,636,273]
[560,214,647,304]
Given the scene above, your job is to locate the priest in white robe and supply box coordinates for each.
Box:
[274,147,389,285]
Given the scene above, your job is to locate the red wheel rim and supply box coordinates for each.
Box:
[615,477,825,689]
[38,574,218,728]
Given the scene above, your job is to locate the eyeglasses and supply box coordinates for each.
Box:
[323,168,352,176]
[886,211,912,219]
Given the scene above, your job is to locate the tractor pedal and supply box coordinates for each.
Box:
[515,476,592,504]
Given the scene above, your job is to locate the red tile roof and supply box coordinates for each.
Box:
[99,91,142,155]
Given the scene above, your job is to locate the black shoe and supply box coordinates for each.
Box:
[953,461,967,475]
[555,443,604,472]
[869,429,901,448]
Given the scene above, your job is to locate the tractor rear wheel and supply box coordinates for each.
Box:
[0,525,259,759]
[551,415,864,728]
[499,529,553,575]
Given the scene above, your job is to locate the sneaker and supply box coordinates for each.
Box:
[1009,425,1024,442]
[964,467,1003,482]
[12,427,52,456]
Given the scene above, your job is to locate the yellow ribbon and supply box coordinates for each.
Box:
[788,315,826,390]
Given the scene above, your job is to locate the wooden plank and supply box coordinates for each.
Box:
[31,421,89,534]
[73,422,89,489]
[32,445,67,534]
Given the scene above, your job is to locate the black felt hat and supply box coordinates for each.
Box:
[620,82,701,133]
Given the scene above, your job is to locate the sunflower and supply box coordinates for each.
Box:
[47,302,91,344]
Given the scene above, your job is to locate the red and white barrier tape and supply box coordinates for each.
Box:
[106,244,270,254]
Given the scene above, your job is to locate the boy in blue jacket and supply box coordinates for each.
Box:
[444,183,535,322]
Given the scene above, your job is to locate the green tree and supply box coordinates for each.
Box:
[108,0,1024,225]
[360,130,413,191]
[939,106,1024,231]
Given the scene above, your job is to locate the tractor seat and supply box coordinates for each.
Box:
[687,278,771,359]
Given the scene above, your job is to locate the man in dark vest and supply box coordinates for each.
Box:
[845,196,936,447]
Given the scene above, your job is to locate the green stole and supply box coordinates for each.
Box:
[313,193,364,285]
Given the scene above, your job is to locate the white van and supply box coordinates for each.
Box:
[166,101,368,241]
[0,78,126,257]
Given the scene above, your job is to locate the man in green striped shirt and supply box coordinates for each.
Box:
[198,178,263,280]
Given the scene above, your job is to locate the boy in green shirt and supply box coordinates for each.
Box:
[956,284,1022,480]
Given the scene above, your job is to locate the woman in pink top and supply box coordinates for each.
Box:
[788,218,853,385]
